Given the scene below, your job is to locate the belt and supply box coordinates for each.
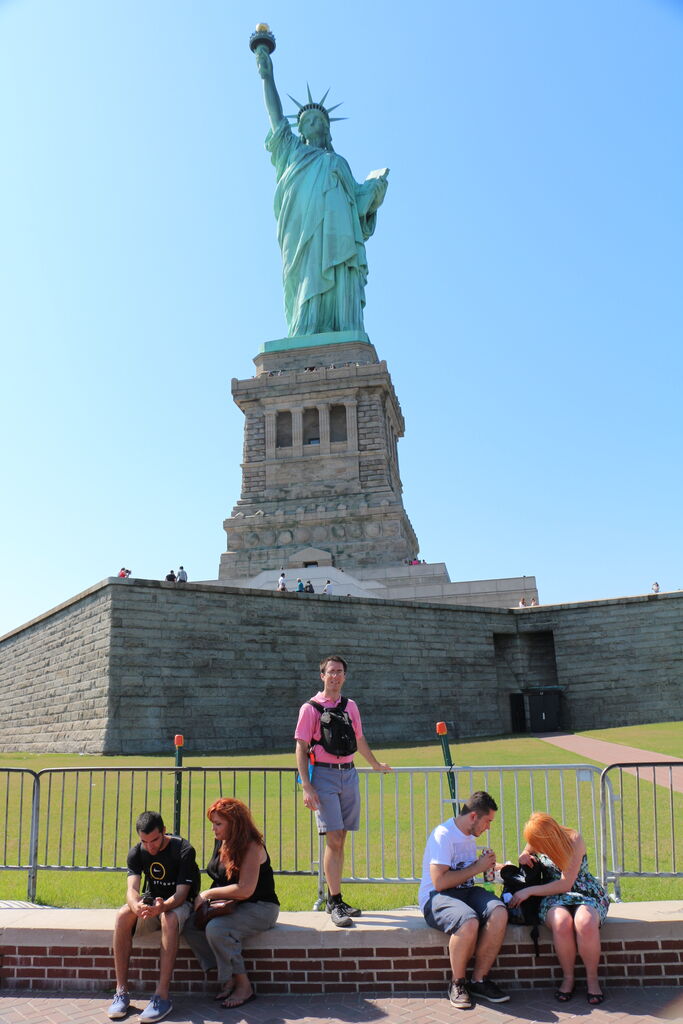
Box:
[315,762,355,771]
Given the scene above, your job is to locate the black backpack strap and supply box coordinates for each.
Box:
[530,924,540,956]
[308,699,324,713]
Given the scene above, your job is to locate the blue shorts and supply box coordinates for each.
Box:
[312,764,361,834]
[423,885,504,935]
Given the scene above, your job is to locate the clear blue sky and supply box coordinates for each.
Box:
[1,0,681,637]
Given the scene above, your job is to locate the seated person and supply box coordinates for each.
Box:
[419,791,510,1009]
[108,810,200,1023]
[510,811,610,1005]
[183,797,279,1009]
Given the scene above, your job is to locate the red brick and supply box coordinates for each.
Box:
[273,947,310,958]
[340,947,375,957]
[663,963,683,976]
[77,968,104,979]
[46,967,77,978]
[645,952,679,963]
[391,957,426,969]
[662,940,683,950]
[16,968,49,978]
[63,956,92,967]
[13,946,46,955]
[2,955,33,967]
[80,946,110,955]
[357,959,392,970]
[410,970,447,981]
[48,946,78,956]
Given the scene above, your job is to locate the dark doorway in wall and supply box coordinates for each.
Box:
[509,693,527,733]
[526,689,563,732]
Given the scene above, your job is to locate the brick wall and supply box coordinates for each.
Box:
[2,926,681,994]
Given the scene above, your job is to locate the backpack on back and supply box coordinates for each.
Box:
[500,860,554,955]
[308,697,358,758]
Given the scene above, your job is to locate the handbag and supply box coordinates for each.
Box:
[194,898,237,931]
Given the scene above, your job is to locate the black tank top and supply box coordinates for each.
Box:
[207,841,279,905]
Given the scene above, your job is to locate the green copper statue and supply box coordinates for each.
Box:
[251,25,389,338]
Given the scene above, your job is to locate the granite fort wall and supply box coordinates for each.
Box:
[0,584,113,753]
[0,580,681,754]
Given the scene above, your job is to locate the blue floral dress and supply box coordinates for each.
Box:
[537,853,610,925]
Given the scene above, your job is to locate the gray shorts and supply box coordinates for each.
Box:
[134,900,193,936]
[312,764,361,834]
[423,885,504,935]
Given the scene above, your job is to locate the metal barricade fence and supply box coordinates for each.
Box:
[0,769,40,898]
[0,762,628,903]
[24,766,318,901]
[600,761,683,891]
[319,764,620,906]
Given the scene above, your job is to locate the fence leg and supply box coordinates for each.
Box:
[313,833,326,910]
[27,773,40,902]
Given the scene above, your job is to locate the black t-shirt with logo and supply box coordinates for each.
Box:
[127,835,200,900]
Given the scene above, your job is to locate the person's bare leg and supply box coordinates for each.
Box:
[448,919,478,979]
[574,905,603,996]
[113,905,136,990]
[156,911,179,1000]
[222,972,254,1007]
[471,906,507,980]
[547,906,578,992]
[324,829,347,896]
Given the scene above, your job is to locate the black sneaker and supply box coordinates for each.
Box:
[338,898,361,917]
[448,979,471,1009]
[326,901,352,927]
[469,977,510,1003]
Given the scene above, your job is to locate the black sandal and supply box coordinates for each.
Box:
[554,986,575,1002]
[587,991,605,1005]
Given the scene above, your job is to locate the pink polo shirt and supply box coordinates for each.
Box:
[294,691,362,765]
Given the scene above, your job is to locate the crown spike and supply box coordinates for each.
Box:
[306,83,314,103]
[319,88,331,106]
[287,94,305,109]
[329,117,346,123]
[326,102,343,114]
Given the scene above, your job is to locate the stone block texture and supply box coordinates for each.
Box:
[0,580,681,754]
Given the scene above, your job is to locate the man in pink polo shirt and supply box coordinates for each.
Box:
[294,655,391,927]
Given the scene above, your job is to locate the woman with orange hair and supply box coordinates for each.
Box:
[183,798,279,1009]
[509,812,609,1006]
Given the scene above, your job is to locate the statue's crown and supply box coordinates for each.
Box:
[287,86,345,130]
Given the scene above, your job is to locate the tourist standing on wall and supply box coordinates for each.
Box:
[294,655,391,927]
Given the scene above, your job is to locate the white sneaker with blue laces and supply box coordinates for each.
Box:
[139,995,173,1022]
[107,988,130,1019]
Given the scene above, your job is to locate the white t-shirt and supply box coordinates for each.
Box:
[418,818,477,910]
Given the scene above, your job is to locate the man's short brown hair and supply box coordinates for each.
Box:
[319,654,348,673]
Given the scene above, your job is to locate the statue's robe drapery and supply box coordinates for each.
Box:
[266,118,379,337]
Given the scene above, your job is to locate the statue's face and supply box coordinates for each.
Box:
[300,109,329,148]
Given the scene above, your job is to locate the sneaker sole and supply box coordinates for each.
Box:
[140,1008,173,1023]
[470,992,510,1003]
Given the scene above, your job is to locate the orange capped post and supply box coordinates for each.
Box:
[174,734,184,747]
[436,721,457,806]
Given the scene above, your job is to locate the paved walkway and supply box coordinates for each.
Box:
[1,988,682,1024]
[537,734,683,792]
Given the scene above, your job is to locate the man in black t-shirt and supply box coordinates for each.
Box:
[107,811,200,1023]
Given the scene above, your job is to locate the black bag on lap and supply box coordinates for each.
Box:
[500,860,554,955]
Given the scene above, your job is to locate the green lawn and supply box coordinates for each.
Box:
[577,720,683,759]
[1,727,681,909]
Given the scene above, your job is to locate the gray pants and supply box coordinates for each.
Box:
[183,901,279,983]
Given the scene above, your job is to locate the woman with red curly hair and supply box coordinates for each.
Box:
[183,798,279,1009]
[509,812,609,1006]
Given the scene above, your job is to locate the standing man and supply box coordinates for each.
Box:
[295,655,391,927]
[418,792,510,1009]
[176,566,188,583]
[108,811,200,1022]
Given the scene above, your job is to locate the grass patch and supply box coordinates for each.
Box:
[577,720,683,759]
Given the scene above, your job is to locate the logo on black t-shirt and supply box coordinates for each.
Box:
[149,861,167,881]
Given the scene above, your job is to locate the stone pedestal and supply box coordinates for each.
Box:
[219,335,419,579]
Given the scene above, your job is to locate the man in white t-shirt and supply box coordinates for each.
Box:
[419,791,509,1009]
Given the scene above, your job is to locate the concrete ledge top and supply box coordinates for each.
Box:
[1,903,681,950]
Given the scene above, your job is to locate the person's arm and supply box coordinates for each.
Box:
[295,738,320,809]
[509,835,585,907]
[147,883,190,917]
[197,842,263,902]
[125,873,146,916]
[430,852,493,892]
[255,47,284,132]
[355,734,391,772]
[518,843,537,868]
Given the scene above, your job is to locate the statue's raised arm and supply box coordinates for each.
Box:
[249,24,388,340]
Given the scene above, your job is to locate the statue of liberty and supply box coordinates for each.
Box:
[251,27,389,338]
